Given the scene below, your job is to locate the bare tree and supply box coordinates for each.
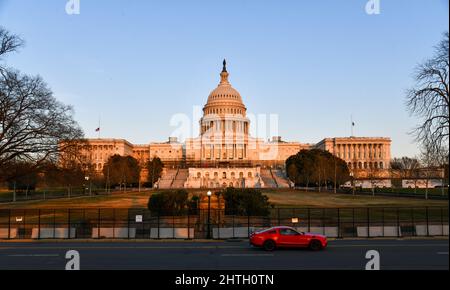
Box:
[0,69,84,169]
[390,156,421,188]
[419,144,442,199]
[0,27,24,64]
[0,27,84,177]
[406,32,449,155]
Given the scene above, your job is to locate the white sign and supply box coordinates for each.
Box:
[15,217,23,222]
[291,217,299,224]
[135,215,143,223]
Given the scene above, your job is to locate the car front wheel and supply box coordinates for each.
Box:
[263,240,276,251]
[309,240,323,251]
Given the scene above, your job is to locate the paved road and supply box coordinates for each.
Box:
[0,239,448,270]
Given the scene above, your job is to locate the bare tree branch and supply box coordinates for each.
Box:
[406,32,449,155]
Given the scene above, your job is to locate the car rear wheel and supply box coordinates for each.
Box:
[263,240,276,251]
[309,240,323,251]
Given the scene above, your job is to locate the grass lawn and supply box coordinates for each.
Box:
[0,189,447,210]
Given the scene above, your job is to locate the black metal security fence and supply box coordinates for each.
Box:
[0,207,448,240]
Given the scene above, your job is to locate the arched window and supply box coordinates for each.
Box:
[248,172,252,178]
[379,162,383,169]
[239,172,244,178]
[197,172,201,178]
[222,172,227,179]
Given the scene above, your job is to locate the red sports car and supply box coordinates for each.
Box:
[249,226,327,251]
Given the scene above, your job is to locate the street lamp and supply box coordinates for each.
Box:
[207,190,212,239]
[350,172,355,195]
[85,176,91,196]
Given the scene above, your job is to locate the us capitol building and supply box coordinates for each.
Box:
[75,60,391,189]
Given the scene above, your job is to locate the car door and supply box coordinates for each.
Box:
[277,228,301,247]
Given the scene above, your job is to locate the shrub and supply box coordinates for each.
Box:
[222,187,271,216]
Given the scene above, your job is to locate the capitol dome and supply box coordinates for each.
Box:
[203,60,247,116]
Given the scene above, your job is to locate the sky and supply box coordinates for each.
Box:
[0,0,448,157]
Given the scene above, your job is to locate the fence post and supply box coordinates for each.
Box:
[187,212,190,240]
[83,209,86,239]
[8,209,11,239]
[23,209,26,239]
[232,214,235,239]
[97,208,100,239]
[113,209,116,239]
[247,213,250,238]
[172,214,175,239]
[411,208,415,237]
[366,208,370,238]
[382,208,385,237]
[277,208,280,226]
[53,209,56,239]
[441,207,444,237]
[322,208,326,235]
[396,208,400,237]
[425,207,429,237]
[127,209,130,240]
[38,209,41,240]
[307,208,311,232]
[68,209,71,239]
[352,208,355,237]
[157,214,160,239]
[142,209,146,239]
[337,208,341,238]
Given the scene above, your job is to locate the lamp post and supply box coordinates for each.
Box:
[334,157,337,194]
[350,172,355,195]
[207,190,212,239]
[85,176,91,196]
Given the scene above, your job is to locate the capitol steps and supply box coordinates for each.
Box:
[260,169,278,188]
[272,169,291,188]
[157,169,177,189]
[172,169,188,188]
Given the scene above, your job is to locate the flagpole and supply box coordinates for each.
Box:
[98,117,101,139]
[351,115,353,137]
